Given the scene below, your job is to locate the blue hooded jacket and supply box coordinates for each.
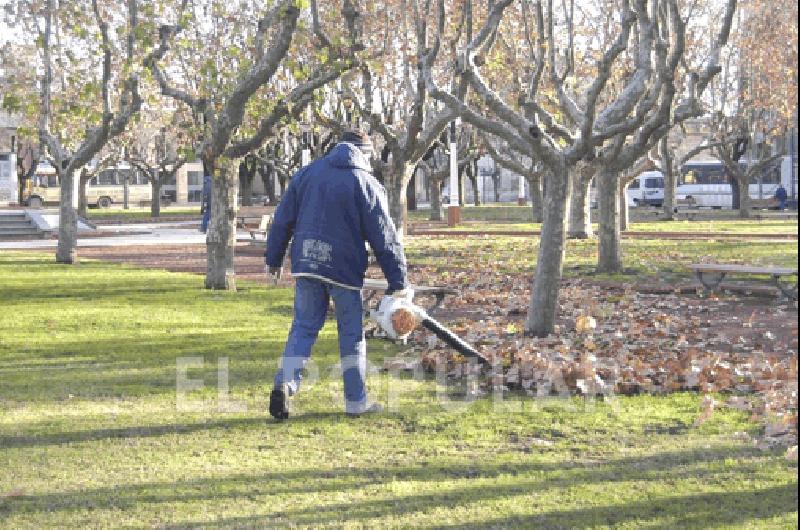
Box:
[265,143,408,292]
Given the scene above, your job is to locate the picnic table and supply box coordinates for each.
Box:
[247,214,273,241]
[688,263,798,300]
[236,206,275,228]
[674,197,705,220]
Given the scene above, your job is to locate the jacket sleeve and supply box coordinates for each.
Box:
[265,174,299,267]
[357,176,408,292]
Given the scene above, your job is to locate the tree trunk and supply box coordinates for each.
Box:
[458,169,465,206]
[568,170,593,239]
[56,168,78,264]
[151,178,162,218]
[77,170,89,218]
[205,158,238,291]
[239,161,254,207]
[738,175,752,218]
[469,159,481,206]
[384,162,412,239]
[526,160,570,337]
[407,169,417,211]
[492,175,500,203]
[619,181,630,232]
[262,166,276,205]
[662,164,676,220]
[429,178,444,221]
[597,170,623,274]
[469,172,480,206]
[660,137,676,220]
[529,174,543,223]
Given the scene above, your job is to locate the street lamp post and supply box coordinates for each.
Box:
[517,173,526,206]
[447,120,460,226]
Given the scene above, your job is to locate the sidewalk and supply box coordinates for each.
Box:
[0,221,207,250]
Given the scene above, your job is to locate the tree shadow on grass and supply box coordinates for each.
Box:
[1,446,793,527]
[429,484,798,529]
[0,328,308,393]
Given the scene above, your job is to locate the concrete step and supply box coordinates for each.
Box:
[0,220,36,229]
[0,226,42,235]
[0,233,47,241]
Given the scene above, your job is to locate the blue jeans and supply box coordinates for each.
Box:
[274,277,368,413]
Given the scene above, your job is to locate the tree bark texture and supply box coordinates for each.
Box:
[239,160,256,207]
[429,177,444,221]
[262,165,276,205]
[736,175,752,218]
[568,168,593,239]
[151,178,162,218]
[619,181,630,232]
[469,167,480,206]
[526,160,570,337]
[492,175,501,203]
[597,170,623,274]
[205,158,239,291]
[528,174,544,223]
[78,169,89,218]
[662,165,676,220]
[383,162,413,239]
[56,168,78,264]
[406,170,417,211]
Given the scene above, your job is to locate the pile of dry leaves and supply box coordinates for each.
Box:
[391,270,798,450]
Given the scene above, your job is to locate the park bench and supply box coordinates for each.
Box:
[674,197,700,220]
[236,206,275,228]
[248,214,273,241]
[361,278,457,316]
[749,198,775,210]
[688,263,798,301]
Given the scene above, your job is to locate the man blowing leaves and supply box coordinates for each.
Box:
[265,130,409,420]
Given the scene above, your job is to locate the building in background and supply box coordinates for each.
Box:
[0,110,20,207]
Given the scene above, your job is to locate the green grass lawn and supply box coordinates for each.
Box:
[405,235,799,281]
[410,205,798,235]
[0,253,796,528]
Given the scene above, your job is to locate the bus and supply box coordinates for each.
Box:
[676,156,794,208]
[24,162,153,208]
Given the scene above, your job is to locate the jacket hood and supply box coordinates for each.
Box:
[326,142,372,171]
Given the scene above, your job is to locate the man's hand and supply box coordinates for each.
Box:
[266,265,283,284]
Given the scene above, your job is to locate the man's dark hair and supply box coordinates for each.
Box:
[341,129,373,154]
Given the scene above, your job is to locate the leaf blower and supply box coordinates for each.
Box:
[368,290,489,365]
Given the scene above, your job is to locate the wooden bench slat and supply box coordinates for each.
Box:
[688,264,797,275]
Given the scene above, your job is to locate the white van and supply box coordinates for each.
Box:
[627,171,665,207]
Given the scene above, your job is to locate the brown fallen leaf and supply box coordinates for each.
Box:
[786,445,798,462]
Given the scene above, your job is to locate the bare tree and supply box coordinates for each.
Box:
[38,0,145,264]
[425,0,736,335]
[148,0,363,290]
[482,134,545,223]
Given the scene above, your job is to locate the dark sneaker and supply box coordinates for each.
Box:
[269,384,289,420]
[346,402,384,418]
